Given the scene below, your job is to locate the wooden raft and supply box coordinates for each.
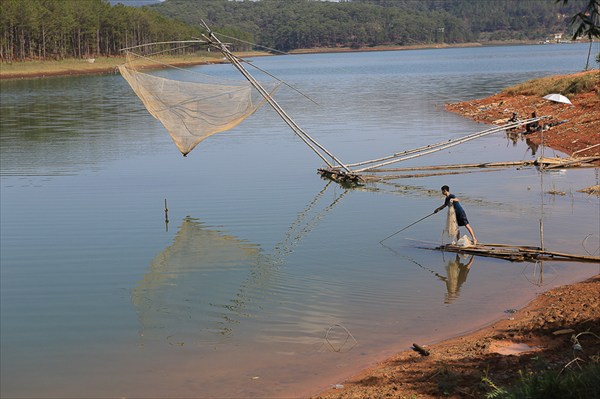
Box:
[318,168,365,184]
[435,243,600,263]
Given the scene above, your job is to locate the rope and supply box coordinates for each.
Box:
[122,49,252,85]
[214,32,289,56]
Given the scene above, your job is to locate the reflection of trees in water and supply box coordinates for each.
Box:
[132,181,348,344]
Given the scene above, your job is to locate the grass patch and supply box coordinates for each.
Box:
[1,57,126,75]
[501,70,600,98]
[485,363,600,399]
[0,50,269,78]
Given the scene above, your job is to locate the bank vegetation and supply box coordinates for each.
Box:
[0,0,586,63]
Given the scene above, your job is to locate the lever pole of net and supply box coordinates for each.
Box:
[199,20,356,174]
[379,211,437,244]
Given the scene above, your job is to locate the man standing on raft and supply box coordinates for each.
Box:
[434,185,477,245]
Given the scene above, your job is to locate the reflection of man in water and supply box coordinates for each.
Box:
[526,138,539,156]
[506,131,519,146]
[444,255,474,304]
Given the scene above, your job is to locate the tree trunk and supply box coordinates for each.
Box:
[19,28,25,60]
[42,26,46,59]
[585,36,592,70]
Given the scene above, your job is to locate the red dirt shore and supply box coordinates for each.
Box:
[445,71,600,159]
[313,275,600,399]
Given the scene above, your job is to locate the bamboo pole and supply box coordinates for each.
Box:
[368,160,534,172]
[520,248,600,262]
[200,21,354,174]
[346,118,544,171]
[544,156,600,169]
[368,169,498,180]
[346,122,519,168]
[478,243,541,249]
[437,244,600,263]
[352,118,545,172]
[572,143,600,156]
[120,40,208,51]
[164,198,169,232]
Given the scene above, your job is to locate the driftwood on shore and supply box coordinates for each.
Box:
[411,343,430,356]
[434,243,600,263]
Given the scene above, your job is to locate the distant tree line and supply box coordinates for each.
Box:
[0,0,589,62]
[0,0,200,62]
[152,0,583,52]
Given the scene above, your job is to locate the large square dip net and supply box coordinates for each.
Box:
[119,43,276,156]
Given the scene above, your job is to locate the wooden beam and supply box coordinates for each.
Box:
[435,243,600,263]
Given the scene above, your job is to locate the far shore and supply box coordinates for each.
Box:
[1,40,568,80]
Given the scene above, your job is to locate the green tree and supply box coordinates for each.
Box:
[557,0,600,70]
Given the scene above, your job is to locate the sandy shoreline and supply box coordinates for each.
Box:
[0,58,228,80]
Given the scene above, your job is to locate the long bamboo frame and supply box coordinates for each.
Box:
[121,27,590,183]
[349,118,544,172]
[201,20,354,174]
[436,243,600,263]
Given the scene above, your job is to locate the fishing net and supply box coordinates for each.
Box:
[443,205,459,244]
[119,49,278,156]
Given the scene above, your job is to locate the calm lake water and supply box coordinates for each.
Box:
[1,43,599,398]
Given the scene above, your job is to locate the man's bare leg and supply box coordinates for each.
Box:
[465,224,477,245]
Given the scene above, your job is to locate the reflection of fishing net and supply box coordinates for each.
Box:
[119,46,278,156]
[131,217,262,343]
[443,205,459,243]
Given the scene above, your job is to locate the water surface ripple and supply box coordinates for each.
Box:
[1,43,599,398]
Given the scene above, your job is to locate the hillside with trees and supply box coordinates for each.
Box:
[0,0,589,62]
[151,0,583,51]
[0,0,200,62]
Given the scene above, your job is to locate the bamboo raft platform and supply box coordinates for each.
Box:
[434,243,600,263]
[319,155,600,184]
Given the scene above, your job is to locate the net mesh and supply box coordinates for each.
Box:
[119,50,274,156]
[443,206,459,244]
